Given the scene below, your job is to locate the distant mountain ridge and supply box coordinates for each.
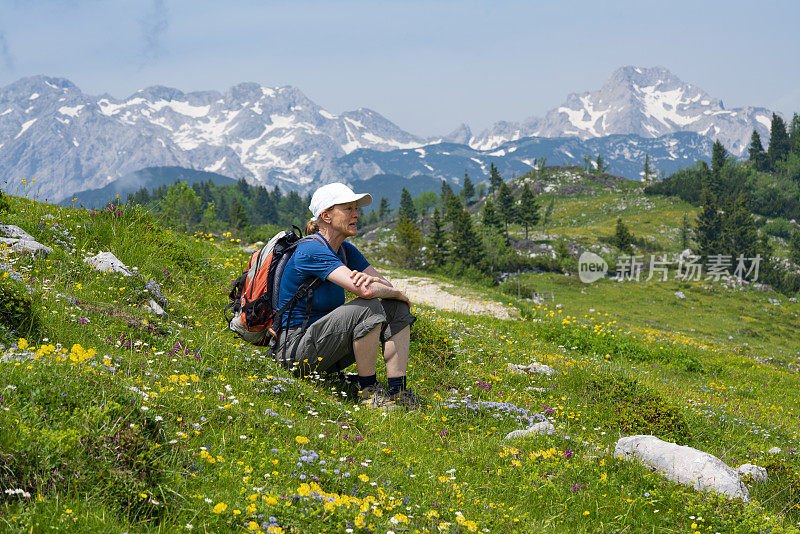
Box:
[0,67,776,203]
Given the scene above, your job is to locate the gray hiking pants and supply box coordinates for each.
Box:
[273,297,416,377]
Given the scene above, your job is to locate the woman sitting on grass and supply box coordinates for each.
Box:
[273,182,419,410]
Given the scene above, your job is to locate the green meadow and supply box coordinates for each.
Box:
[1,192,800,533]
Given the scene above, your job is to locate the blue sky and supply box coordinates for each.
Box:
[1,0,798,137]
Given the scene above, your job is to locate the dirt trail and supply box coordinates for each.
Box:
[384,274,515,319]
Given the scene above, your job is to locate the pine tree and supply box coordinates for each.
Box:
[595,155,609,173]
[489,163,503,195]
[516,183,540,239]
[394,215,423,268]
[496,181,515,234]
[440,180,456,209]
[711,140,728,176]
[542,197,555,228]
[790,230,800,266]
[450,205,483,269]
[461,172,475,205]
[482,199,501,229]
[693,188,722,260]
[612,217,634,254]
[398,187,416,221]
[444,192,464,225]
[426,208,448,268]
[229,200,249,232]
[747,130,768,171]
[767,113,790,169]
[680,212,690,250]
[721,193,757,259]
[789,113,800,155]
[378,197,392,220]
[642,154,654,182]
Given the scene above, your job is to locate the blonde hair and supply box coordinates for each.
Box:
[305,219,319,235]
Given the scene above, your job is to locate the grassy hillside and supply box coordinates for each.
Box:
[2,194,800,533]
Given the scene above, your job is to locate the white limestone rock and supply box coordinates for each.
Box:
[508,362,556,376]
[614,435,749,501]
[0,224,35,241]
[736,464,768,483]
[143,298,166,316]
[84,251,133,276]
[768,447,781,455]
[0,237,53,257]
[504,420,555,440]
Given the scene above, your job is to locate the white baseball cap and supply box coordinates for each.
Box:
[309,183,372,221]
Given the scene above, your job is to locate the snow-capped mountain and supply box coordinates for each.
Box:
[0,68,778,203]
[470,66,774,156]
[0,76,423,202]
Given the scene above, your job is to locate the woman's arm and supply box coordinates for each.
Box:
[327,266,409,304]
[362,265,393,287]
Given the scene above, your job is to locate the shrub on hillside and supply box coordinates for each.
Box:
[0,276,41,340]
[585,374,691,443]
[764,218,796,240]
[0,190,10,213]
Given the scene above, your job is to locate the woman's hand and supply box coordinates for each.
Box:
[349,270,380,288]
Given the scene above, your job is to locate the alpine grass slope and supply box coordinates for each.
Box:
[1,188,800,533]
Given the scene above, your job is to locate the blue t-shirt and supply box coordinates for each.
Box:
[277,235,370,328]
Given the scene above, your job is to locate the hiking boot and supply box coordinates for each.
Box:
[358,384,397,411]
[390,389,423,411]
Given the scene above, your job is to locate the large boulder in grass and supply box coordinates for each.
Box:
[1,237,53,257]
[508,362,556,376]
[736,464,768,483]
[504,420,555,440]
[614,435,749,501]
[84,251,133,276]
[0,225,35,241]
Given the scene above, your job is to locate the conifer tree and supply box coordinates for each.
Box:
[711,140,728,176]
[378,197,392,220]
[482,199,501,229]
[767,113,790,169]
[748,130,768,171]
[721,193,758,259]
[693,188,722,260]
[445,192,464,225]
[642,154,654,182]
[489,163,503,195]
[612,217,634,254]
[229,200,249,232]
[680,212,690,250]
[542,197,555,228]
[790,230,800,266]
[394,215,423,268]
[496,181,515,234]
[426,208,448,268]
[595,155,609,173]
[516,183,540,239]
[440,180,456,207]
[450,205,483,269]
[789,113,800,155]
[398,187,416,222]
[461,172,475,205]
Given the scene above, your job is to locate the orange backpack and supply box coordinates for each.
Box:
[225,228,345,347]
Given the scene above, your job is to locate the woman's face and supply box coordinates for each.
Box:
[323,201,360,237]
